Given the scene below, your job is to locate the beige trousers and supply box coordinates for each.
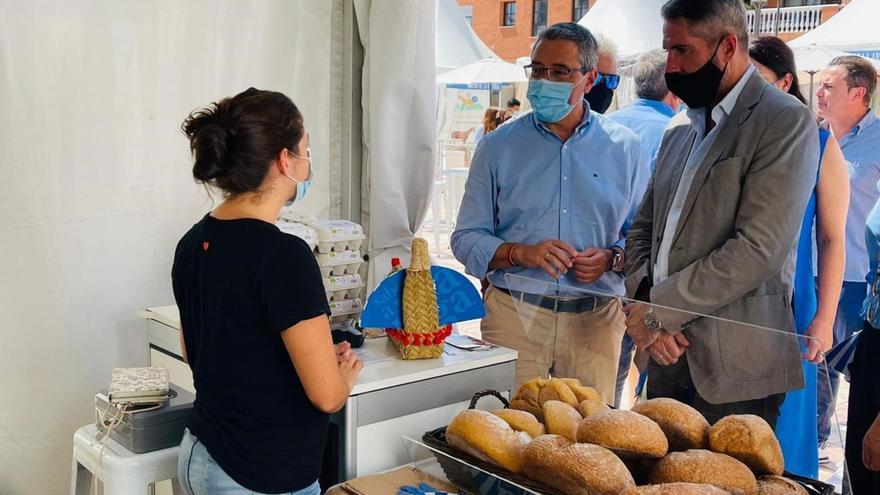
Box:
[480,286,626,404]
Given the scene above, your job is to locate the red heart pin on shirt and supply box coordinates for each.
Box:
[203,241,209,251]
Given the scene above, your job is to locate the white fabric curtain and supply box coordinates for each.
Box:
[0,1,342,492]
[354,0,437,290]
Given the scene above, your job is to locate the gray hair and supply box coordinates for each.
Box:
[633,49,670,101]
[829,55,878,106]
[661,0,748,48]
[593,32,619,68]
[535,22,599,72]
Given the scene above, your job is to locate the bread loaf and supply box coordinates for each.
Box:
[757,475,808,495]
[576,409,668,459]
[648,449,758,495]
[630,398,709,451]
[709,415,784,475]
[446,409,531,473]
[523,435,636,495]
[571,384,603,403]
[577,398,610,418]
[621,483,732,494]
[538,378,579,406]
[491,409,545,438]
[543,400,582,442]
[510,379,546,421]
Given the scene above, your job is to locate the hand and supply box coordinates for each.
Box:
[645,332,690,366]
[334,341,352,364]
[339,352,363,390]
[572,248,613,283]
[623,302,661,348]
[803,318,833,364]
[864,414,880,471]
[514,240,577,279]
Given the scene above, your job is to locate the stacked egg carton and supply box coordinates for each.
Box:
[277,214,366,330]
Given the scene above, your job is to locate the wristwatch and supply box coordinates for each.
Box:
[644,307,663,332]
[610,247,625,273]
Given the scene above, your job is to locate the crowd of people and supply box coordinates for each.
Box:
[451,0,880,493]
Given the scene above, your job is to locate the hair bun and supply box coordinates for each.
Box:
[191,122,232,181]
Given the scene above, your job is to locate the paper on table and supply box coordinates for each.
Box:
[353,346,395,366]
[445,334,494,351]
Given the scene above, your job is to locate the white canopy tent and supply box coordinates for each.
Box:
[577,0,666,60]
[789,0,880,53]
[435,0,497,74]
[0,1,436,493]
[437,58,528,85]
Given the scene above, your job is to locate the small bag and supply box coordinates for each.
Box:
[108,367,170,405]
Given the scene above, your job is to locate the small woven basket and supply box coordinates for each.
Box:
[387,238,451,359]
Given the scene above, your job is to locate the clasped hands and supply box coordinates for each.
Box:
[512,239,611,283]
[623,302,690,367]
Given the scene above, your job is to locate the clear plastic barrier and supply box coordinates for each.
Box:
[496,272,850,494]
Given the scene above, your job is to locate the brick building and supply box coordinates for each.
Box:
[457,0,842,62]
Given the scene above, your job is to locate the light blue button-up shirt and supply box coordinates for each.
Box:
[451,103,650,296]
[607,98,678,170]
[822,111,880,282]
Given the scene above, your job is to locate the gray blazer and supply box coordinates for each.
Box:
[625,71,819,404]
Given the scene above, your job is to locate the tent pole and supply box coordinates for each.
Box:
[774,2,782,37]
[809,72,815,111]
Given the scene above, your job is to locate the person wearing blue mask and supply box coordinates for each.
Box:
[452,22,649,403]
[173,88,362,495]
[623,0,819,428]
[584,33,620,114]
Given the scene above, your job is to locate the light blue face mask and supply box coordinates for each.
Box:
[527,74,587,123]
[284,149,313,205]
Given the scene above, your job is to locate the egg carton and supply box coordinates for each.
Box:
[313,220,366,254]
[328,298,363,325]
[324,274,365,302]
[317,250,364,277]
[275,220,318,252]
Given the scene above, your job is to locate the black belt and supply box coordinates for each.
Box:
[494,286,612,314]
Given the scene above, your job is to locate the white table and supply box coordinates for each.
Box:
[138,306,517,487]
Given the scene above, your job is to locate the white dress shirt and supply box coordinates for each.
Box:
[654,65,756,284]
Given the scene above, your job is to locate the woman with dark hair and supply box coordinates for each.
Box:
[173,88,362,495]
[749,37,850,478]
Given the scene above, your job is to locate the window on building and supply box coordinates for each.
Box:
[573,0,589,21]
[532,0,548,36]
[502,1,516,26]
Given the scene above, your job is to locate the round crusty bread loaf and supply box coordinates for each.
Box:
[543,400,582,442]
[621,483,732,494]
[577,409,668,459]
[510,379,546,422]
[523,434,636,495]
[630,398,710,451]
[538,378,579,406]
[577,398,610,418]
[491,409,545,438]
[709,415,784,475]
[757,475,808,495]
[446,409,531,473]
[648,449,758,495]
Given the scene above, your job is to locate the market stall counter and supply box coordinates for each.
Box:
[137,305,517,488]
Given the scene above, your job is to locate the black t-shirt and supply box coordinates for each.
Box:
[171,214,331,493]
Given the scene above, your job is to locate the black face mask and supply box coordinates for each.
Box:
[665,41,727,109]
[585,83,615,114]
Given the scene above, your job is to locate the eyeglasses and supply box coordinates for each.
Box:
[524,64,588,81]
[595,73,620,90]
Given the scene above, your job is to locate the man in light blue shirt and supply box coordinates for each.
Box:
[815,55,880,452]
[451,22,649,402]
[608,49,682,171]
[607,48,681,407]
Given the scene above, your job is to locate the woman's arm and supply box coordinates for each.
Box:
[807,135,849,362]
[281,315,362,413]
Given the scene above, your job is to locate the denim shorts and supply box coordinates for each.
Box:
[178,428,320,495]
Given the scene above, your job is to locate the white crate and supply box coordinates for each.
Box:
[324,274,365,302]
[275,220,318,251]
